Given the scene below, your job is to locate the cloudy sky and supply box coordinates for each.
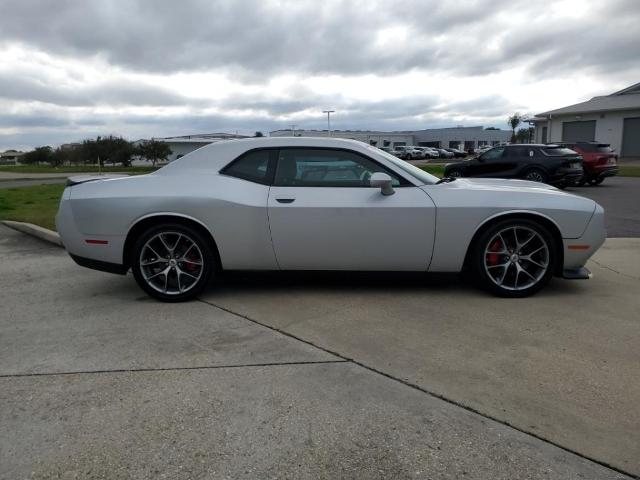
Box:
[1,0,639,150]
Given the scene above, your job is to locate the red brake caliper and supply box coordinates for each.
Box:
[184,253,199,272]
[487,240,502,265]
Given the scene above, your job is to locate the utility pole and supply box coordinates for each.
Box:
[322,110,335,137]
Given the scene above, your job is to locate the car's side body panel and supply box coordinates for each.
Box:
[423,178,598,272]
[267,185,436,270]
[64,172,278,270]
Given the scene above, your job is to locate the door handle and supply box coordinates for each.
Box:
[276,198,295,204]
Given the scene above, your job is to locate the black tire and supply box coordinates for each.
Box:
[131,223,215,302]
[556,182,567,190]
[522,168,548,184]
[589,177,604,185]
[447,168,463,178]
[472,219,557,298]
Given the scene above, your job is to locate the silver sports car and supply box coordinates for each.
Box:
[56,137,605,301]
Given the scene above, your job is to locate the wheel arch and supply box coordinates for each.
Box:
[123,213,222,270]
[463,211,564,275]
[520,163,551,177]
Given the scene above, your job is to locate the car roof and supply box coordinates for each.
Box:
[158,136,394,173]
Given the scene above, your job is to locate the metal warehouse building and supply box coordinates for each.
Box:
[149,133,250,161]
[269,126,511,150]
[532,82,640,158]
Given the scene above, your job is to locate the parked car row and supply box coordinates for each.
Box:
[381,145,468,161]
[442,142,618,188]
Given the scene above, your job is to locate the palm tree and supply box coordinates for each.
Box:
[508,113,522,143]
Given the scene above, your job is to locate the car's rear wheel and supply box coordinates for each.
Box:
[522,168,548,183]
[589,177,604,185]
[131,223,214,302]
[473,219,556,297]
[447,168,463,178]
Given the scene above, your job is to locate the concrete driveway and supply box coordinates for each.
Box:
[0,224,637,479]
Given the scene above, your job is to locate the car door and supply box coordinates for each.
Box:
[467,147,506,177]
[267,147,436,271]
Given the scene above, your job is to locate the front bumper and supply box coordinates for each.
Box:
[562,267,591,279]
[561,203,606,277]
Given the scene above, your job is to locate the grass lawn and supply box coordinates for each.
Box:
[0,184,66,230]
[618,165,640,177]
[0,165,157,174]
[419,165,445,177]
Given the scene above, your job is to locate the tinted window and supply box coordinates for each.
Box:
[221,150,272,183]
[274,148,403,187]
[481,147,504,160]
[508,146,531,157]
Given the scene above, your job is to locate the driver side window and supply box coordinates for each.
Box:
[274,148,402,187]
[481,147,505,160]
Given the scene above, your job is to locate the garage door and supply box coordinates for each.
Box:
[622,117,640,157]
[562,121,596,142]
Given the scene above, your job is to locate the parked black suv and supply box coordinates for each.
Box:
[443,144,583,188]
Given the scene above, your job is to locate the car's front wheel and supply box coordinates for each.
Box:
[472,219,556,297]
[447,168,463,178]
[131,223,214,302]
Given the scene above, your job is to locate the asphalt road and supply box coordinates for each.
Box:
[0,224,636,479]
[567,177,640,237]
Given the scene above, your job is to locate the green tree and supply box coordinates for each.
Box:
[254,131,264,137]
[49,147,68,167]
[507,113,523,143]
[21,146,53,165]
[80,135,135,167]
[136,139,172,167]
[515,127,534,144]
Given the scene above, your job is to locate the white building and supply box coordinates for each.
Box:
[150,133,250,161]
[0,150,25,165]
[532,82,640,158]
[269,126,511,151]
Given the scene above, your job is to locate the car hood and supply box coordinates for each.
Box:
[457,177,562,192]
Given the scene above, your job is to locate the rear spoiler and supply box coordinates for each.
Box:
[66,174,129,186]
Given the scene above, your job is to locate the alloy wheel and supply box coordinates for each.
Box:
[525,170,545,182]
[483,226,549,291]
[139,231,204,295]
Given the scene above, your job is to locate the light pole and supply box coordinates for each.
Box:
[322,110,335,137]
[290,124,297,136]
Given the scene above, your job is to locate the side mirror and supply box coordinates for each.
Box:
[370,172,395,196]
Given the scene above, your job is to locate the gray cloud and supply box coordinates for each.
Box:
[0,72,202,107]
[1,0,638,79]
[1,0,638,150]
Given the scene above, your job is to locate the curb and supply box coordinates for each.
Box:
[1,220,63,247]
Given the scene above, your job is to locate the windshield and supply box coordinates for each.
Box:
[364,145,439,185]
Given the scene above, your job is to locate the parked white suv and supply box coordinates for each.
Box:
[395,146,425,160]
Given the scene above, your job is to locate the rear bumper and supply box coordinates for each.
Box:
[593,166,618,179]
[550,167,583,185]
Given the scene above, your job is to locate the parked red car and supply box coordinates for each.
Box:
[556,142,618,185]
